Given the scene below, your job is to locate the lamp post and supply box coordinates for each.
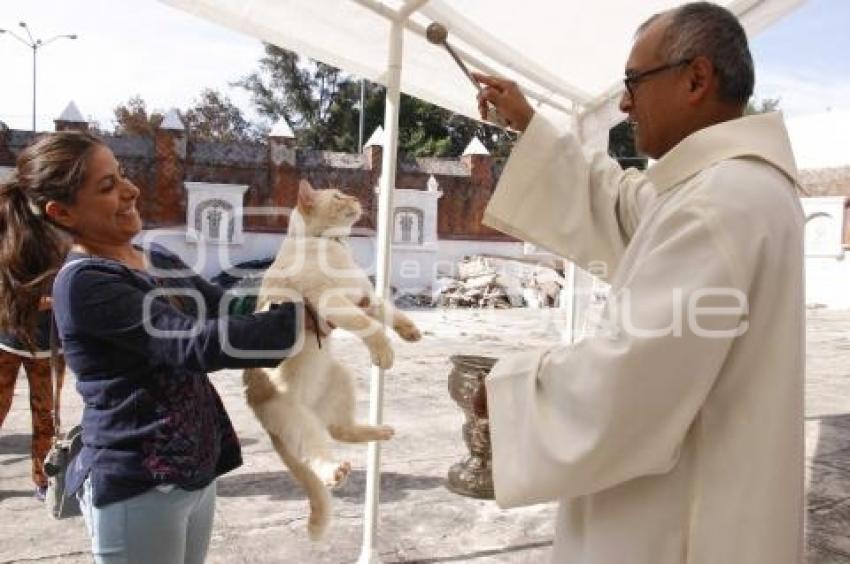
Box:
[0,22,77,132]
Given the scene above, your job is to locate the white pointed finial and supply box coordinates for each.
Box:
[427,175,439,192]
[269,118,295,138]
[58,101,85,123]
[427,174,443,198]
[462,136,490,156]
[364,125,384,148]
[160,108,185,131]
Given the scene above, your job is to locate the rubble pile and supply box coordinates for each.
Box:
[433,255,565,309]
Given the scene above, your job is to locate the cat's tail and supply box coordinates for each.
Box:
[268,434,332,541]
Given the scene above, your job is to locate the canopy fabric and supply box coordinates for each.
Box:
[161,0,804,145]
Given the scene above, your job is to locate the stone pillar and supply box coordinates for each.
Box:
[363,125,384,173]
[54,101,89,132]
[153,109,187,225]
[268,118,298,231]
[363,125,384,229]
[461,136,492,186]
[461,137,493,237]
[0,122,14,168]
[844,200,850,249]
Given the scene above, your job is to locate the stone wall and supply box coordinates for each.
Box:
[0,122,512,241]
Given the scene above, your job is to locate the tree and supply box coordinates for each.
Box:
[112,90,262,142]
[234,45,352,149]
[113,95,163,137]
[745,97,781,116]
[235,43,516,156]
[609,120,647,170]
[183,89,263,142]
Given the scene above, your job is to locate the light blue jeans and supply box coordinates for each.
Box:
[77,476,216,564]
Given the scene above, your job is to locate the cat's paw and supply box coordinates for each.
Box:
[395,322,421,342]
[367,338,394,369]
[322,461,351,490]
[374,424,395,441]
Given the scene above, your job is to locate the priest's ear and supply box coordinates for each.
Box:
[297,179,317,214]
[686,56,713,105]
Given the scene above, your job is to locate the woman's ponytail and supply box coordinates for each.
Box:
[0,132,102,351]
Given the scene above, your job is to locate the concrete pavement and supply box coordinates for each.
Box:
[1,308,848,563]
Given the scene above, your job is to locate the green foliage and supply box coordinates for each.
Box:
[608,120,647,170]
[113,90,262,142]
[113,43,525,155]
[112,95,163,137]
[183,89,264,142]
[235,43,516,156]
[745,97,781,116]
[233,45,354,149]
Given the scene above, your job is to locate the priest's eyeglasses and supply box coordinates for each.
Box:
[623,59,692,98]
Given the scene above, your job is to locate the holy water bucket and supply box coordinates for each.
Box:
[446,354,498,499]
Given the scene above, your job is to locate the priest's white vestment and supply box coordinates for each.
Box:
[482,111,804,564]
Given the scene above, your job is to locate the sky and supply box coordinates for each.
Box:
[1,0,848,168]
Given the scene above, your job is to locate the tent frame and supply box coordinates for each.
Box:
[352,2,586,560]
[323,1,787,561]
[159,0,808,560]
[358,2,428,562]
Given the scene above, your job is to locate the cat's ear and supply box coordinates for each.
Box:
[297,180,317,213]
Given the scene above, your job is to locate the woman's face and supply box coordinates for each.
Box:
[49,145,142,245]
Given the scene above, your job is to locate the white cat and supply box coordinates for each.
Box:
[243,180,421,540]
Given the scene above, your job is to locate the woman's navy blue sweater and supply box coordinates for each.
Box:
[52,245,296,507]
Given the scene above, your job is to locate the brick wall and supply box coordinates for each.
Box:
[0,123,513,241]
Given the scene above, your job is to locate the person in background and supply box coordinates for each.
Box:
[473,2,804,563]
[0,296,64,501]
[0,130,319,564]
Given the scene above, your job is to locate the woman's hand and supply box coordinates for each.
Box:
[38,296,53,311]
[472,72,535,132]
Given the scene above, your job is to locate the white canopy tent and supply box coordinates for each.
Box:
[159,0,805,561]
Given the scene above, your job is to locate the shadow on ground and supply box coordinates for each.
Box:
[217,469,445,504]
[0,489,34,502]
[0,433,32,455]
[386,540,554,563]
[806,413,850,563]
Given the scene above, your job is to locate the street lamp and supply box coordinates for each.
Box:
[0,22,77,132]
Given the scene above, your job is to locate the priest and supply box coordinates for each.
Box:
[473,3,804,563]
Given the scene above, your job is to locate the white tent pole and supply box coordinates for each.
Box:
[350,0,400,21]
[358,2,428,562]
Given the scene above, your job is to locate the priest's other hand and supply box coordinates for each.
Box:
[472,73,534,132]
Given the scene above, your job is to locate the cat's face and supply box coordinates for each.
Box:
[296,181,362,235]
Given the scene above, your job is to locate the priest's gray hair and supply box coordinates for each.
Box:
[639,2,754,105]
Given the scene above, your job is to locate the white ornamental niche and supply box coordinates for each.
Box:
[392,176,441,248]
[390,175,442,293]
[801,197,847,258]
[185,182,249,244]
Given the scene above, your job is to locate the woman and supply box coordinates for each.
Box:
[1,131,310,563]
